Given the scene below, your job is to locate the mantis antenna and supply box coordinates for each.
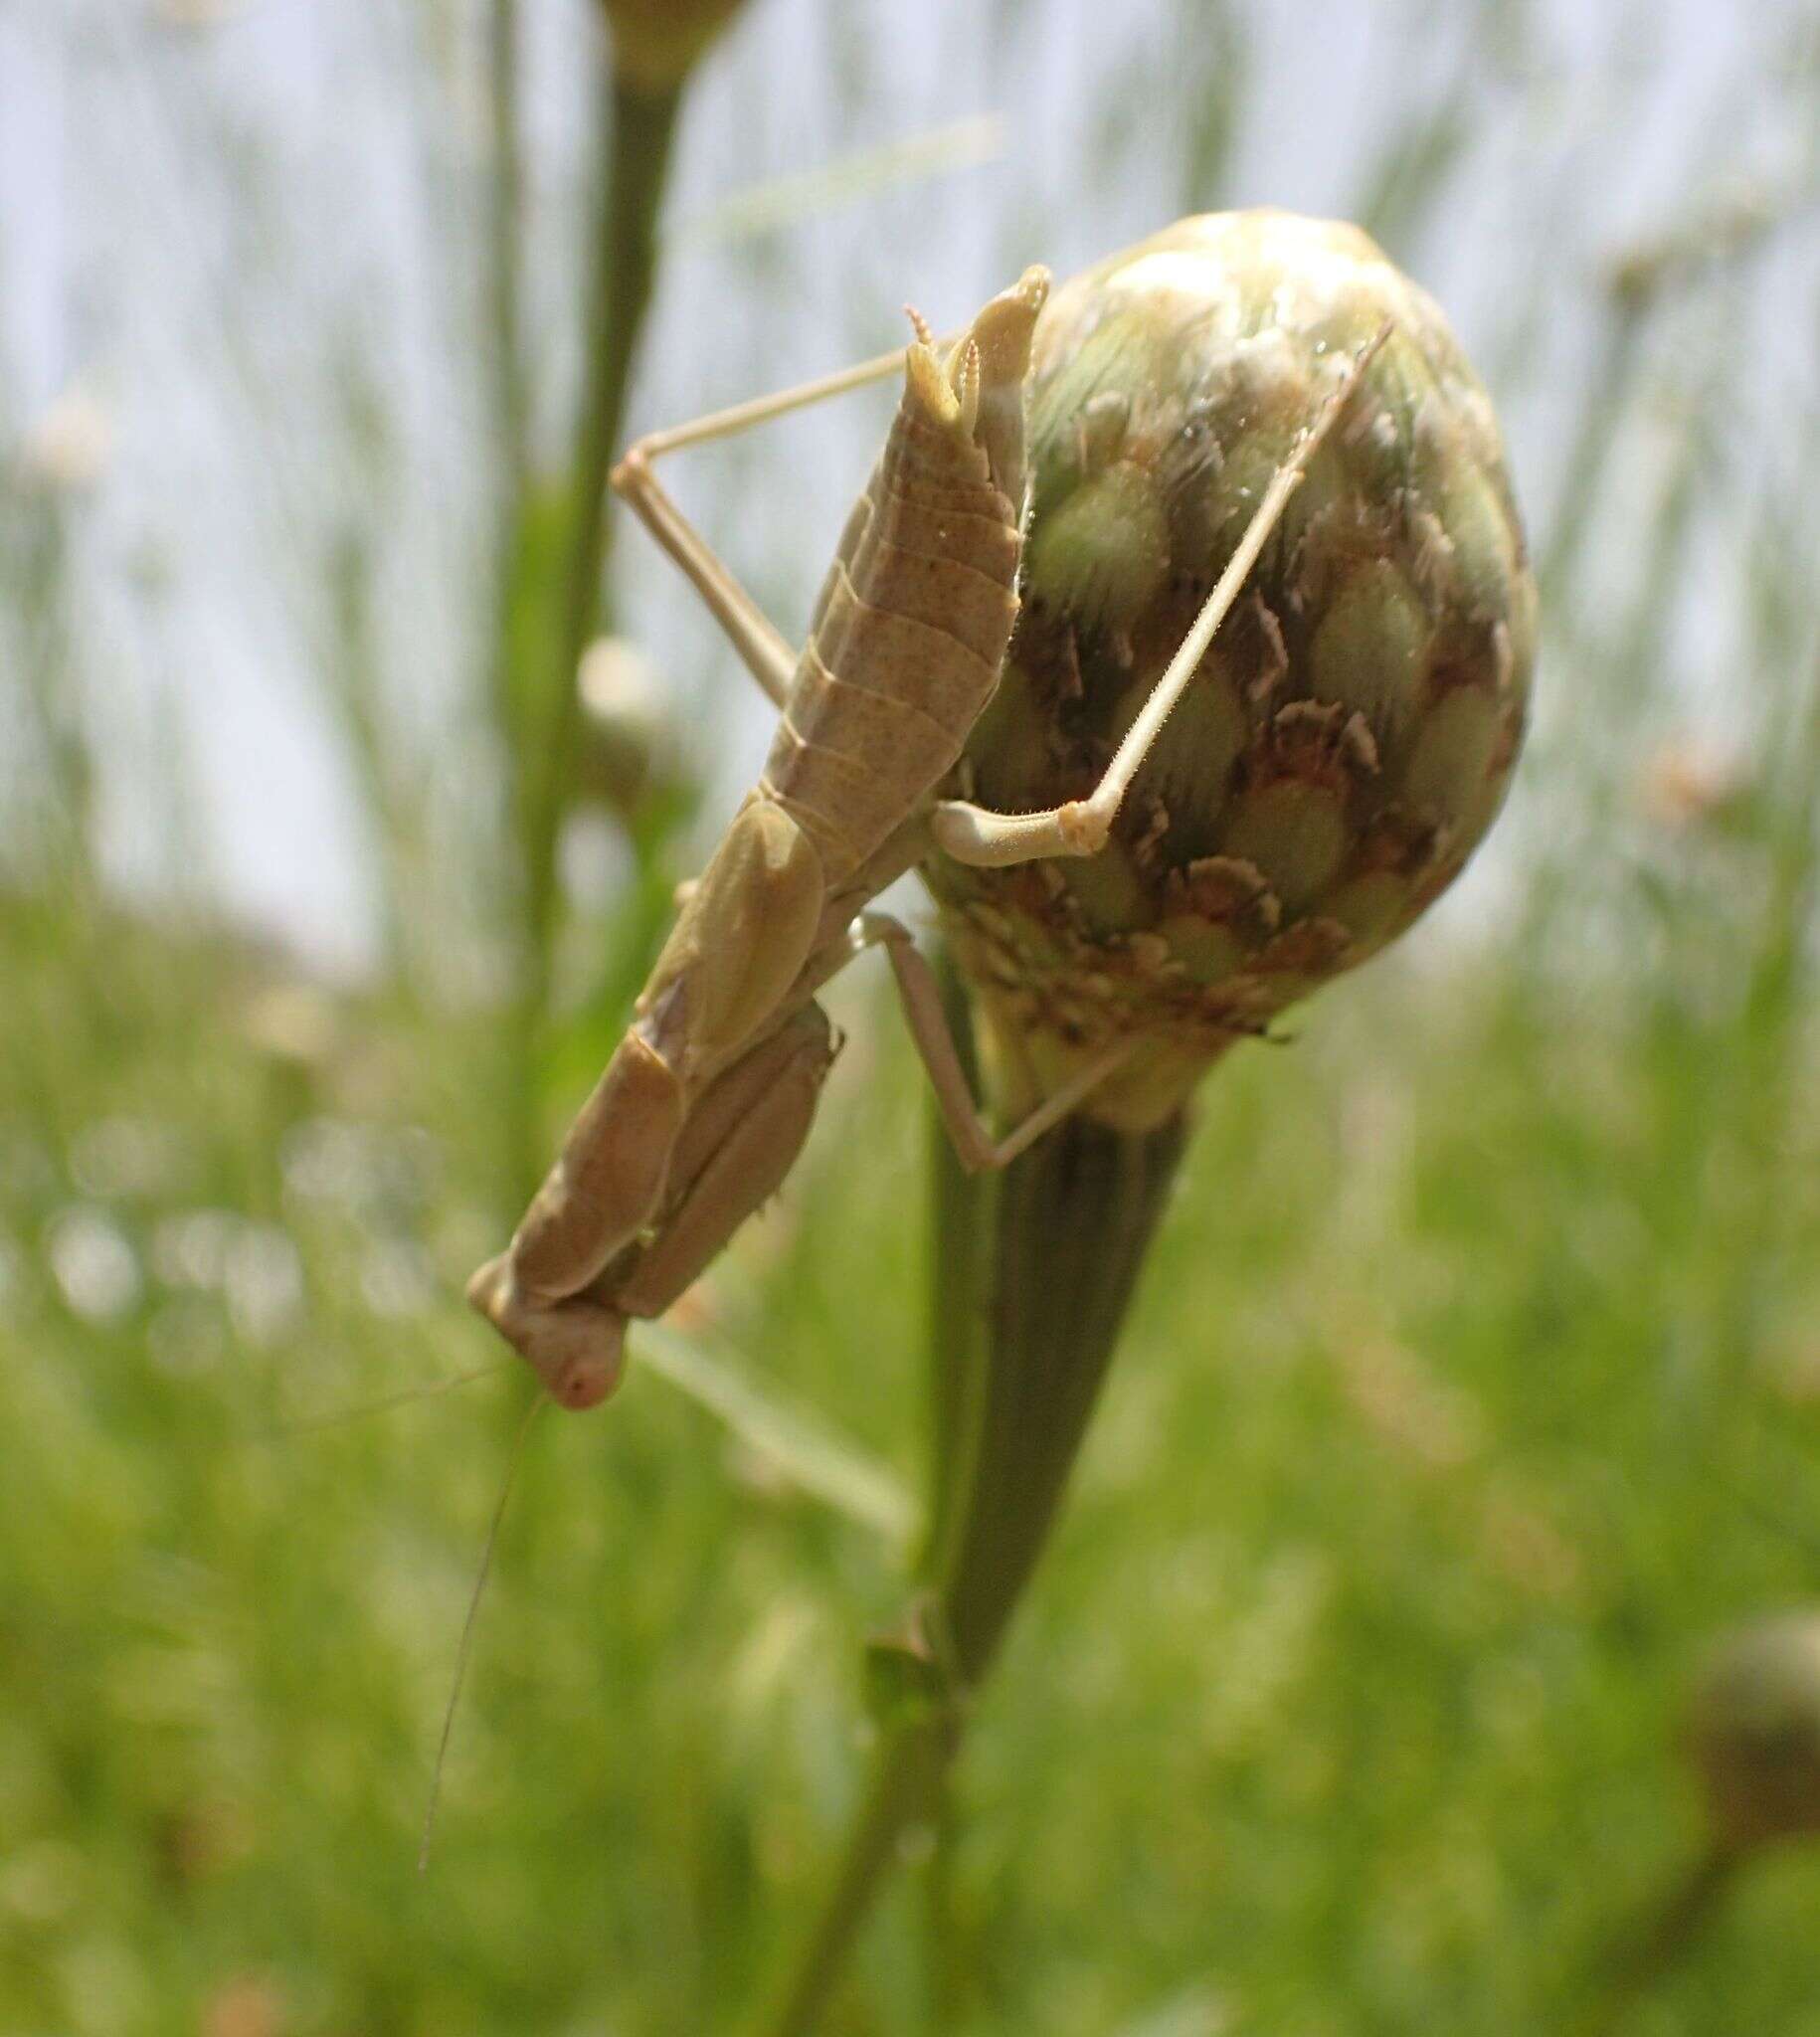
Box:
[419,1388,545,1872]
[268,1359,511,1439]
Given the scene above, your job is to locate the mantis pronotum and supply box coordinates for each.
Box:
[466,270,1384,1411]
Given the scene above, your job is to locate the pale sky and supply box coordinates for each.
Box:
[2,0,1810,972]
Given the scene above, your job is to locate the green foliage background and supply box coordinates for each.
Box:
[3,2,1819,2031]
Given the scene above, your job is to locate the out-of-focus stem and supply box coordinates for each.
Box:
[1569,1843,1737,2037]
[486,0,528,498]
[756,1714,961,2037]
[527,72,680,967]
[1537,302,1642,602]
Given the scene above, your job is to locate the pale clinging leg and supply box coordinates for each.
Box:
[929,322,1392,870]
[853,912,1135,1172]
[610,338,925,707]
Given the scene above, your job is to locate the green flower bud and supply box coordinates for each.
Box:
[1688,1610,1820,1854]
[926,210,1536,1129]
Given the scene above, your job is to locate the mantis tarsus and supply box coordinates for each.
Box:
[466,269,1385,1411]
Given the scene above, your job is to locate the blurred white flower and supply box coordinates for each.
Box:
[575,635,675,817]
[71,1116,190,1200]
[19,384,113,492]
[360,1237,437,1318]
[578,635,663,733]
[238,983,340,1069]
[280,1117,436,1214]
[223,1222,304,1343]
[45,1205,142,1322]
[152,1208,240,1289]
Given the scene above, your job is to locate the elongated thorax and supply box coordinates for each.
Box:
[760,269,1050,885]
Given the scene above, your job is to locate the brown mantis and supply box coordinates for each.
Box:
[466,268,1385,1412]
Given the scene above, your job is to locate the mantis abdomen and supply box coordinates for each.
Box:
[761,397,1022,884]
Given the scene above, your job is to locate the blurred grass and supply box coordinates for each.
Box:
[5,785,1820,2033]
[5,1,1820,2032]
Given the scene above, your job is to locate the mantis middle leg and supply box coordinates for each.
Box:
[853,910,1136,1171]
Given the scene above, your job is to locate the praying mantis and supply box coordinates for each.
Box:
[466,265,1384,1412]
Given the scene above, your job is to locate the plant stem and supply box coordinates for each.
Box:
[528,70,680,967]
[754,1065,1190,2034]
[913,949,988,2026]
[940,1109,1187,1683]
[486,0,528,501]
[1569,1843,1737,2037]
[757,1715,962,2037]
[919,950,991,1589]
[919,1778,965,2031]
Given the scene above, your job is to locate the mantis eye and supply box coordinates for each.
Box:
[550,1329,625,1412]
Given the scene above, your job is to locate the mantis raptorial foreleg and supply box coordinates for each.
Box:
[618,315,1386,876]
[468,797,831,1405]
[930,323,1391,869]
[609,1004,835,1319]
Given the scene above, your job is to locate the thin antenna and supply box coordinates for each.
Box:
[266,1359,511,1439]
[418,1387,545,1873]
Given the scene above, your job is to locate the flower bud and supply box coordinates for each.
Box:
[1688,1610,1820,1854]
[575,636,676,818]
[926,211,1536,1129]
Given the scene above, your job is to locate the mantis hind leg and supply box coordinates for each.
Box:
[854,912,1135,1170]
[612,339,921,708]
[930,325,1389,870]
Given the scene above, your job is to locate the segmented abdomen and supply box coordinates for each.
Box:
[760,402,1023,882]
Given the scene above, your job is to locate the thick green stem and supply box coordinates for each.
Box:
[756,1044,1190,2033]
[940,1109,1187,1683]
[919,951,991,1589]
[912,951,988,2024]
